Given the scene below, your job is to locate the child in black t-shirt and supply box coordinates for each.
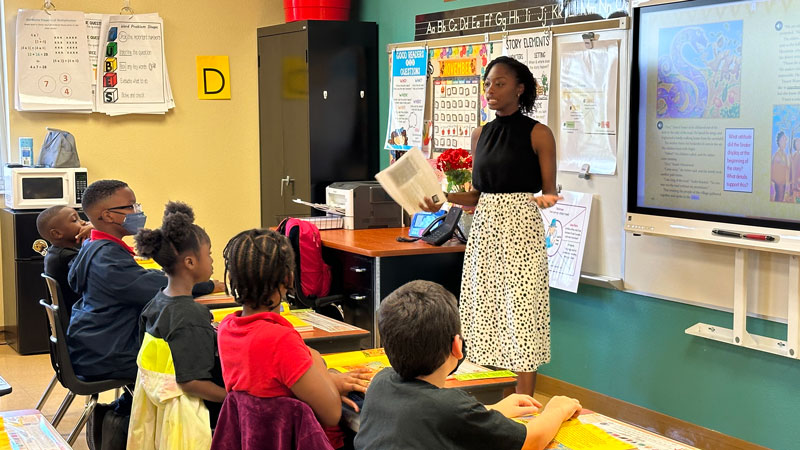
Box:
[355,281,583,450]
[127,201,226,447]
[36,206,92,313]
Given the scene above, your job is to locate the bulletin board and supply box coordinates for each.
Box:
[387,18,630,284]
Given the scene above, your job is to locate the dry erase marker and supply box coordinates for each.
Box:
[743,234,776,242]
[712,229,741,238]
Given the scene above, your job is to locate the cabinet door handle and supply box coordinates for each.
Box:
[350,267,367,273]
[349,294,367,301]
[280,176,295,197]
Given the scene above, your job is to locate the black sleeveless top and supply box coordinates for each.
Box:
[472,110,543,194]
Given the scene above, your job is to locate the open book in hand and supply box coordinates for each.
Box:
[375,148,447,216]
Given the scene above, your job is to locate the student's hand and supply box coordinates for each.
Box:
[212,280,226,293]
[419,196,444,213]
[75,222,93,245]
[488,393,542,418]
[543,395,582,421]
[530,194,563,209]
[328,368,372,412]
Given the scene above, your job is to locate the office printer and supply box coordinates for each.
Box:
[326,181,403,229]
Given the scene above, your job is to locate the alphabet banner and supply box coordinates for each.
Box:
[196,56,230,99]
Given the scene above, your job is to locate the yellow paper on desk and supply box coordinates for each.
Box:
[211,306,242,323]
[512,417,633,450]
[322,348,391,378]
[135,257,162,270]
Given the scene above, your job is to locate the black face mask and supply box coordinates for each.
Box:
[449,337,468,376]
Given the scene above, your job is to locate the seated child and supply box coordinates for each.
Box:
[354,280,583,450]
[67,179,219,383]
[127,202,226,449]
[36,205,92,313]
[217,229,370,449]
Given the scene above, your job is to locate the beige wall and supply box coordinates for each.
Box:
[0,0,285,325]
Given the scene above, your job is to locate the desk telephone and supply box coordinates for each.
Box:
[397,207,467,246]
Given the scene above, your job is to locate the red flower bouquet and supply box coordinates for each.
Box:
[436,148,473,193]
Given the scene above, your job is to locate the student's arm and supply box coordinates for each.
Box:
[290,348,342,427]
[486,393,541,418]
[96,246,167,306]
[179,380,226,403]
[521,396,582,450]
[191,280,215,297]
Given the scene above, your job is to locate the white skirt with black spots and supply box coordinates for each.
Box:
[460,192,551,372]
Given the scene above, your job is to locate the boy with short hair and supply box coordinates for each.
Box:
[36,205,92,313]
[67,180,217,382]
[354,280,582,450]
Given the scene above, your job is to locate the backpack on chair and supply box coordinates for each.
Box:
[277,218,332,301]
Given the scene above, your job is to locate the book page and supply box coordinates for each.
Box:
[375,148,447,216]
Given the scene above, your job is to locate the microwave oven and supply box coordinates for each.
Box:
[3,167,88,210]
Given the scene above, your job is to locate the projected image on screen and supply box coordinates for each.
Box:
[631,0,800,230]
[771,105,800,203]
[656,22,742,119]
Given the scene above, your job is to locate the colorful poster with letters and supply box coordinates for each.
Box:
[386,47,428,150]
[503,31,553,125]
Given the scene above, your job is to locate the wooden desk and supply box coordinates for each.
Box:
[0,409,71,449]
[320,227,466,347]
[203,299,371,353]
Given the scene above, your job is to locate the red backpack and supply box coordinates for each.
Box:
[277,218,331,298]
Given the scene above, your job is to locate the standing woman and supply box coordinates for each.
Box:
[422,56,561,396]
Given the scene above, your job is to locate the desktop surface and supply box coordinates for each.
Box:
[319,227,466,257]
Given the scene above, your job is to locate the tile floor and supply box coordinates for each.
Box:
[0,342,116,450]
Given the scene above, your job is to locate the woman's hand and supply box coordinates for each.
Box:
[530,194,563,209]
[419,196,445,213]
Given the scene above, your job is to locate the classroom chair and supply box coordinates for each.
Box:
[39,274,133,445]
[210,392,333,450]
[35,274,69,413]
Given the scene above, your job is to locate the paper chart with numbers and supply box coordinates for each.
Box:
[15,9,93,112]
[433,77,480,151]
[95,13,174,115]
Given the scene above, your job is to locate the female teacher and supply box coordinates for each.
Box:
[422,56,561,396]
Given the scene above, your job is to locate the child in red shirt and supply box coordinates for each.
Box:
[217,229,369,448]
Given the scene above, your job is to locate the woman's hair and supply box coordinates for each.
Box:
[483,56,538,114]
[223,229,294,310]
[134,202,209,275]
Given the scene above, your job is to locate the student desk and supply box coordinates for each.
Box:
[341,375,517,433]
[0,409,71,449]
[197,294,371,353]
[320,227,466,348]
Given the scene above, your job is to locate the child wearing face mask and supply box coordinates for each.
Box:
[354,281,582,450]
[67,180,220,392]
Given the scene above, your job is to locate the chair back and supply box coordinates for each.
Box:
[42,273,71,333]
[39,288,132,396]
[210,392,333,450]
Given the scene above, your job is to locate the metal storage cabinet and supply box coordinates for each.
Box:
[257,21,378,226]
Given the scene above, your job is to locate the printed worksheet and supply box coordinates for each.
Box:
[15,9,93,112]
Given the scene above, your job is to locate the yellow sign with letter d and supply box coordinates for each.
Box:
[196,56,230,99]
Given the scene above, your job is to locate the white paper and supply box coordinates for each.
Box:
[15,9,93,112]
[386,47,428,150]
[559,40,619,174]
[85,13,102,111]
[375,148,447,216]
[292,310,361,333]
[580,413,700,450]
[292,198,345,216]
[94,13,173,115]
[540,190,593,293]
[503,32,553,125]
